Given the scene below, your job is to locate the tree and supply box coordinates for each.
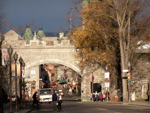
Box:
[72,0,120,91]
[73,0,150,102]
[102,0,150,102]
[15,19,39,35]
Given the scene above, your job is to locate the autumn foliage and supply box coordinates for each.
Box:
[72,0,119,69]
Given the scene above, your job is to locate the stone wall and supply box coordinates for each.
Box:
[131,54,150,100]
[2,30,81,97]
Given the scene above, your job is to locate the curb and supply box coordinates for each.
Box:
[103,101,150,107]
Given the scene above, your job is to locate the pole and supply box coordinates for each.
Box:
[128,81,131,103]
[149,80,150,104]
[23,78,25,109]
[0,71,3,113]
[9,54,13,113]
[19,57,23,109]
[15,60,18,111]
[106,88,108,102]
[19,63,22,109]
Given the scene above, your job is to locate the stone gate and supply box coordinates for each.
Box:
[1,30,107,101]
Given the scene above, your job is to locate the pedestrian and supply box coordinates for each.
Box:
[95,91,99,102]
[117,89,122,102]
[105,92,110,101]
[92,93,95,101]
[147,90,149,101]
[57,93,62,112]
[32,91,39,106]
[90,93,93,101]
[100,92,103,102]
[103,93,106,101]
[52,91,57,112]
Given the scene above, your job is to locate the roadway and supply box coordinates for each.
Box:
[30,101,150,113]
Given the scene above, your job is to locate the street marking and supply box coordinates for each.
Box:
[115,112,122,113]
[97,108,107,110]
[39,109,53,111]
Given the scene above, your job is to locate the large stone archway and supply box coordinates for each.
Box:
[1,30,106,101]
[1,30,82,97]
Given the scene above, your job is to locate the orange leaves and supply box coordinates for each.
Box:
[72,0,119,68]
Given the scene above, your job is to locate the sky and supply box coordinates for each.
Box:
[2,0,80,33]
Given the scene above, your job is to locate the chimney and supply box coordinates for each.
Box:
[13,28,15,31]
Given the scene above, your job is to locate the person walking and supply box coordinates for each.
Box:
[117,89,122,102]
[105,92,110,101]
[95,91,99,102]
[57,93,62,112]
[52,91,57,112]
[90,93,93,101]
[103,93,106,101]
[100,93,103,102]
[32,91,38,106]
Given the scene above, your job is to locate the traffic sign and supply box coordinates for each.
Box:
[105,72,109,78]
[105,82,109,87]
[122,69,129,72]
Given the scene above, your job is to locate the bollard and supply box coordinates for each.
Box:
[115,96,117,102]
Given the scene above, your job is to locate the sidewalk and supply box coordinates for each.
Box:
[103,100,150,107]
[3,101,33,113]
[63,94,150,107]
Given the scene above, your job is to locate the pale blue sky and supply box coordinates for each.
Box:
[3,0,80,32]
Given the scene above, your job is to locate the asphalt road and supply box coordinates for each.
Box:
[30,101,150,113]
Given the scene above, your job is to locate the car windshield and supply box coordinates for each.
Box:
[40,89,52,95]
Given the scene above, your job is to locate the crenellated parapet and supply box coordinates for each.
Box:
[2,30,74,49]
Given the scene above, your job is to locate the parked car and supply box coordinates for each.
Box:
[37,88,52,103]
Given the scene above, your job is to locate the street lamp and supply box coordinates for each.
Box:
[128,62,131,103]
[13,52,18,111]
[8,46,13,113]
[19,57,23,109]
[22,61,25,109]
[105,66,109,102]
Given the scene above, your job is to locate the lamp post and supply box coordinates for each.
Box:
[128,62,131,103]
[8,46,13,113]
[19,57,23,109]
[105,66,109,102]
[149,79,150,104]
[13,52,18,111]
[22,61,25,109]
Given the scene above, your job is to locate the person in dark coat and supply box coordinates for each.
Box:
[52,91,57,112]
[32,91,38,106]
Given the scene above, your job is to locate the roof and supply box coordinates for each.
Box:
[22,27,33,42]
[37,29,45,40]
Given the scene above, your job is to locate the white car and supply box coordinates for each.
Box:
[37,88,52,103]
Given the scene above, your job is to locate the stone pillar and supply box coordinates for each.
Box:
[81,73,91,101]
[35,66,39,90]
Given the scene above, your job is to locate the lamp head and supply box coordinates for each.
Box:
[19,56,23,64]
[13,52,18,61]
[8,46,13,55]
[22,61,25,67]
